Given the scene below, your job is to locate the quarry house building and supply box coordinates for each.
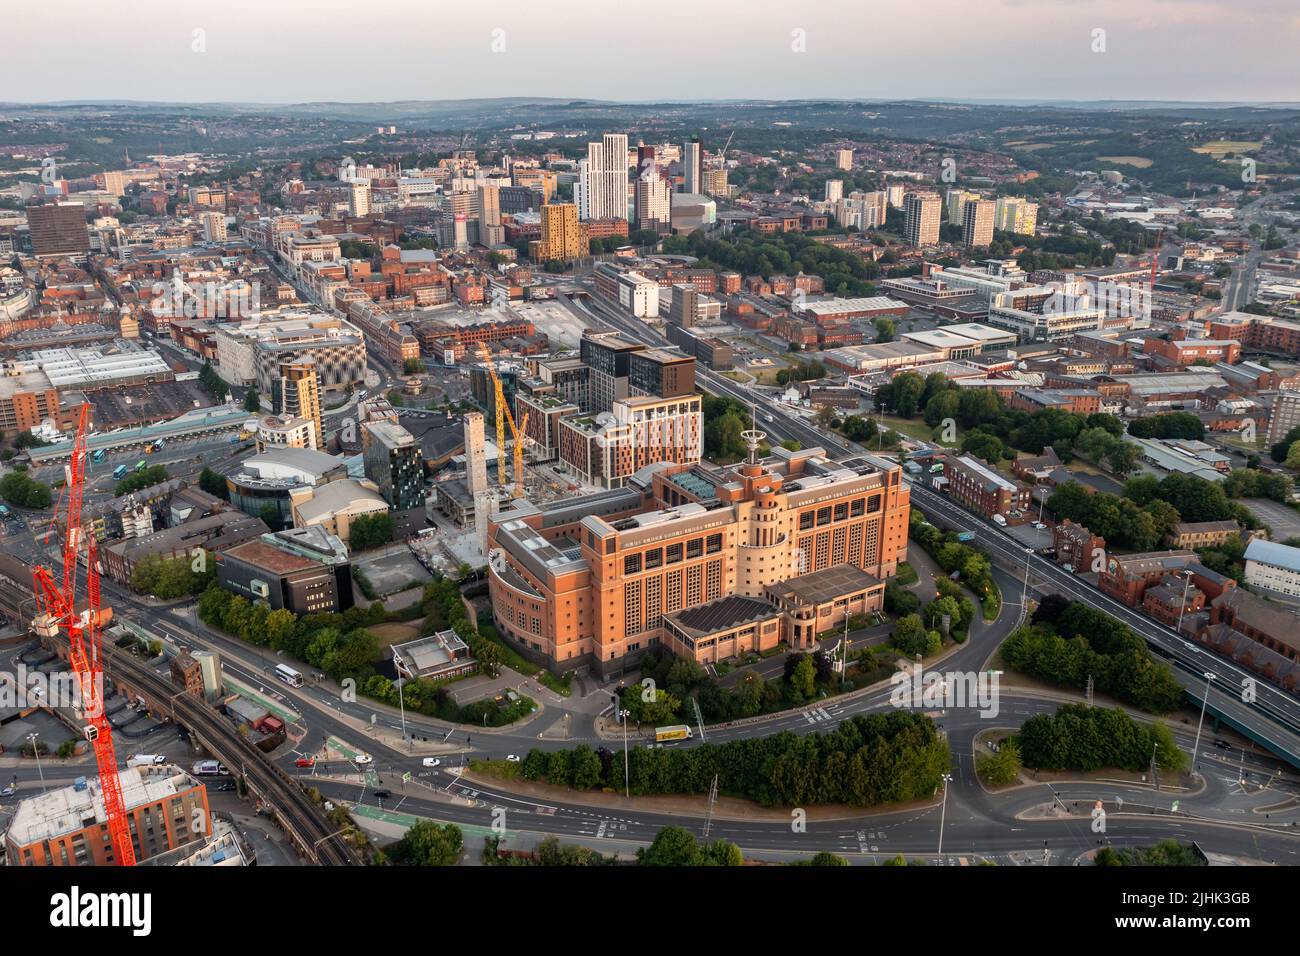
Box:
[486,444,910,677]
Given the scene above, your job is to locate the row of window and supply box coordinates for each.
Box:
[797,495,879,531]
[623,532,724,575]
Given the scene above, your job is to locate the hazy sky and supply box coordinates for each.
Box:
[6,0,1298,104]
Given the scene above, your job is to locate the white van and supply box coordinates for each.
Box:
[127,754,166,768]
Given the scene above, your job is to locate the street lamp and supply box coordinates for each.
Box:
[1020,547,1034,613]
[618,708,631,798]
[1175,569,1194,636]
[1190,671,1216,780]
[937,773,954,857]
[27,732,46,793]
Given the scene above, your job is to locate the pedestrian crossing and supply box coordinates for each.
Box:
[802,706,838,725]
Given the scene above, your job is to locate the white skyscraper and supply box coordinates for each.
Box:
[578,133,630,221]
[825,179,844,203]
[683,137,703,195]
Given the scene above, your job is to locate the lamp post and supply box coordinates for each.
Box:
[937,772,954,857]
[619,708,630,798]
[1175,569,1194,635]
[1020,547,1034,612]
[1190,671,1216,780]
[27,732,45,793]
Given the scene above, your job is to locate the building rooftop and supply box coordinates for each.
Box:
[7,765,201,846]
[766,563,883,607]
[392,628,472,676]
[293,479,388,524]
[223,537,321,576]
[666,595,781,639]
[1245,538,1300,575]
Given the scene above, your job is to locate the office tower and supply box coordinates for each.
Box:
[27,202,90,258]
[201,211,227,243]
[272,359,323,450]
[903,191,941,247]
[581,332,644,413]
[836,148,854,171]
[946,188,980,224]
[683,136,703,195]
[348,181,371,217]
[635,156,671,235]
[577,133,629,221]
[477,184,503,247]
[994,196,1039,236]
[963,199,995,249]
[537,203,582,262]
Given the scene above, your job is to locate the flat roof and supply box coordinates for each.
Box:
[223,538,321,575]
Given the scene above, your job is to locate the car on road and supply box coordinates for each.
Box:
[354,753,373,765]
[216,782,236,792]
[1214,739,1231,750]
[373,789,392,800]
[0,786,15,797]
[422,757,441,767]
[506,754,521,762]
[294,757,316,768]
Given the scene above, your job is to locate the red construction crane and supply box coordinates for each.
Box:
[1148,227,1164,288]
[32,403,136,866]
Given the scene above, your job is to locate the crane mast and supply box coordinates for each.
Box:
[32,404,136,866]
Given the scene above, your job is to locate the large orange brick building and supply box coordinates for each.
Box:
[487,445,910,676]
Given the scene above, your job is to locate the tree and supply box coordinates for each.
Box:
[789,654,817,703]
[243,387,261,413]
[891,613,930,656]
[198,467,230,500]
[389,820,463,866]
[638,826,701,866]
[874,318,895,342]
[975,740,1022,786]
[348,512,395,551]
[0,471,52,509]
[808,851,849,866]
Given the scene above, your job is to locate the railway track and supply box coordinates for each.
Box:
[61,635,361,865]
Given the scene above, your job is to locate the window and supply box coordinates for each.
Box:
[666,543,683,564]
[706,533,722,554]
[799,511,814,531]
[834,502,848,522]
[645,548,663,570]
[816,507,831,527]
[686,537,703,560]
[850,498,865,517]
[624,553,641,575]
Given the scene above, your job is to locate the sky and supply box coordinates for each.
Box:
[6,0,1298,105]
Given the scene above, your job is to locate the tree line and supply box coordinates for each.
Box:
[1001,597,1185,713]
[1018,704,1185,773]
[495,711,951,808]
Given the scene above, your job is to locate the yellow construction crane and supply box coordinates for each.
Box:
[476,343,529,498]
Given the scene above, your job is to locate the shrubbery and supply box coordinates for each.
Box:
[1019,704,1185,773]
[1005,600,1185,713]
[506,711,950,808]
